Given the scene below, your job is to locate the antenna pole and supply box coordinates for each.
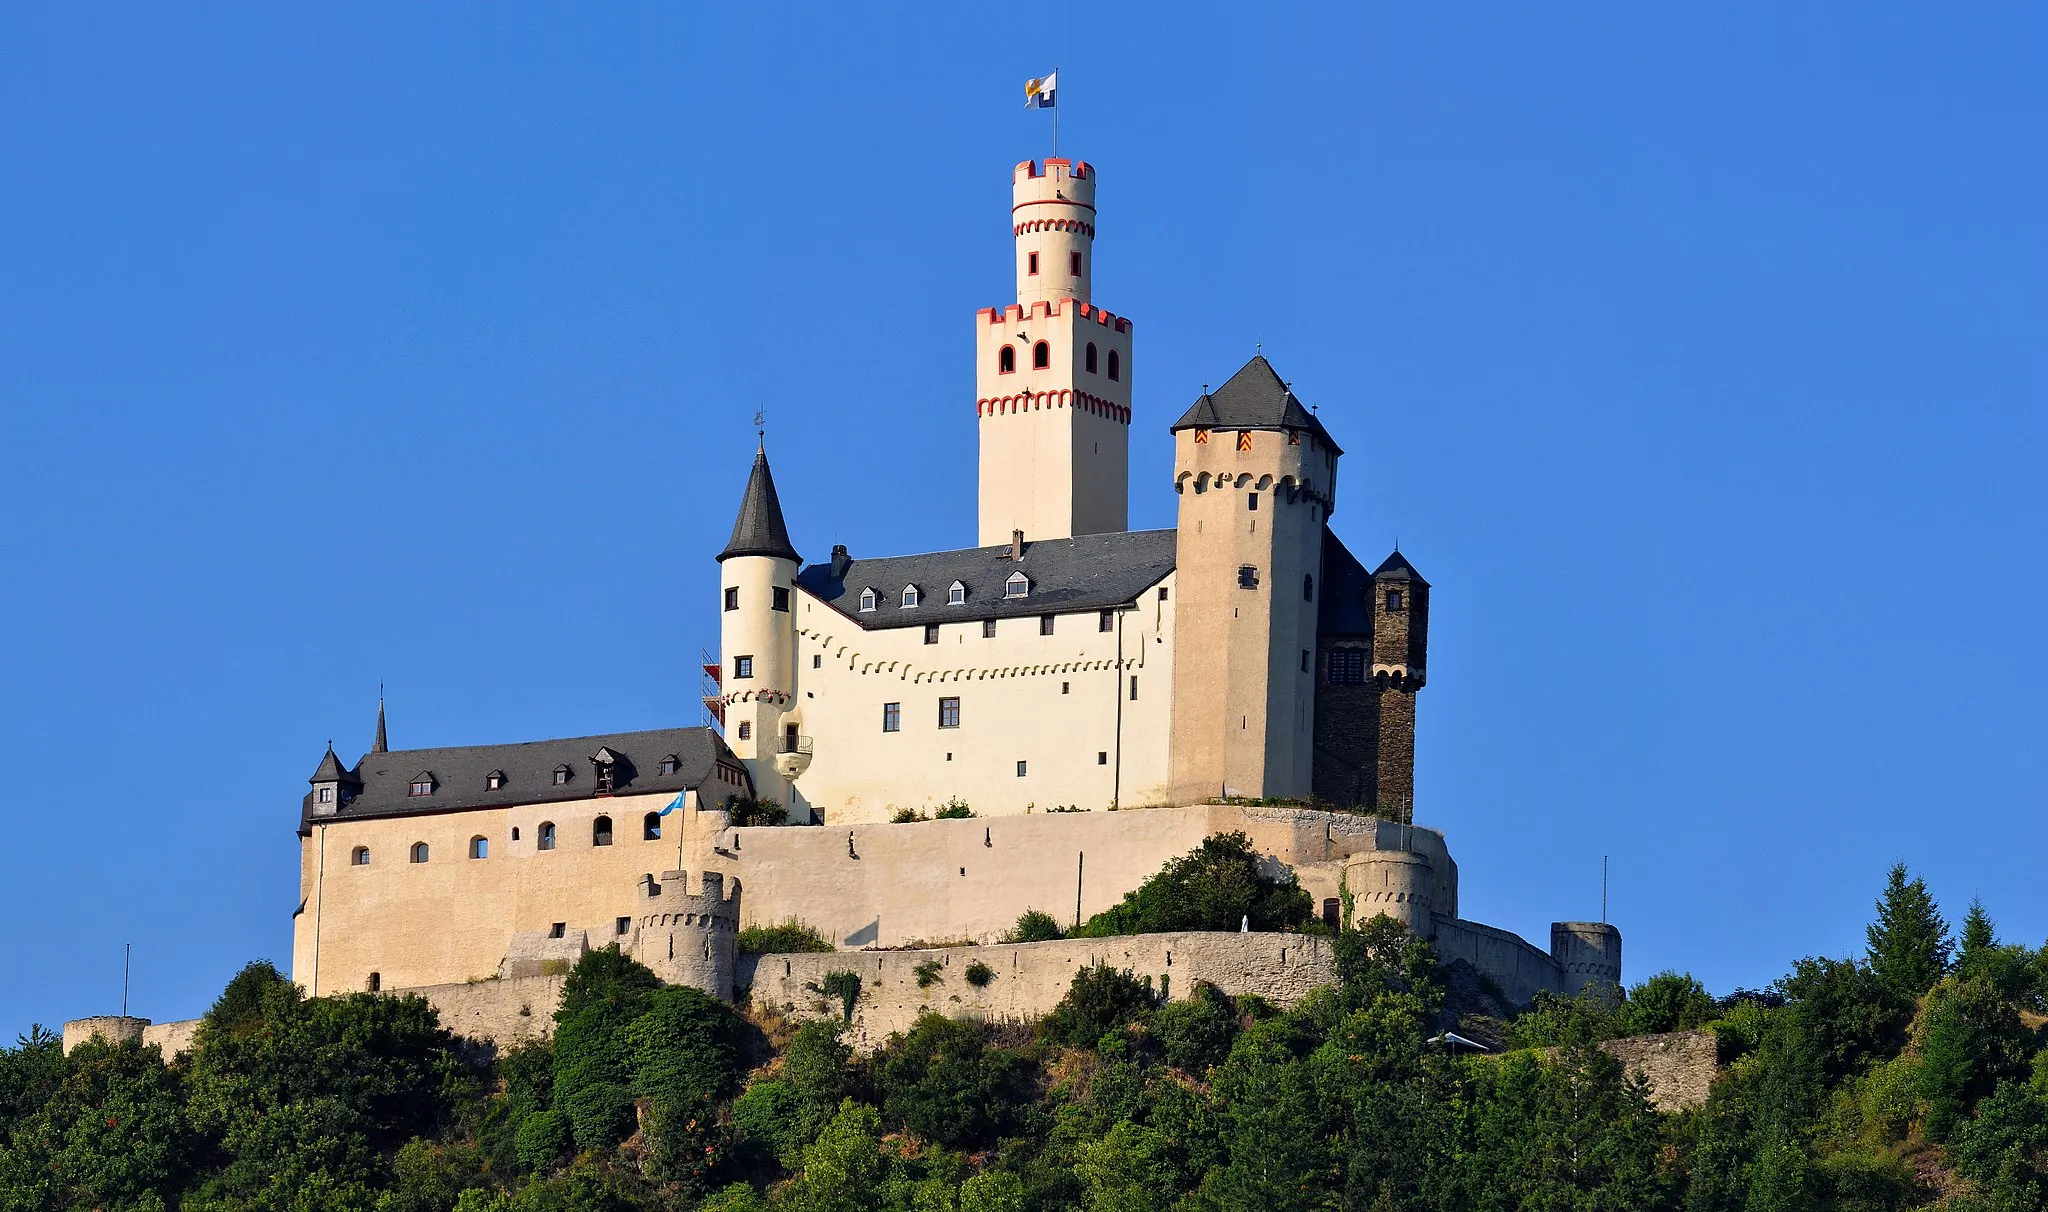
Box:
[1601,855,1609,924]
[122,942,131,1019]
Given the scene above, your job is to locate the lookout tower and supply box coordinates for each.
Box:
[976,158,1132,548]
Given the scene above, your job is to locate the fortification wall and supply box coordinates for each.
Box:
[143,1019,202,1058]
[1432,917,1568,1006]
[739,931,1336,1050]
[400,975,567,1048]
[1600,1030,1718,1112]
[726,804,1453,950]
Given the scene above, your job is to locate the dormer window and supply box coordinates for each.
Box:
[659,754,679,776]
[591,747,619,793]
[948,581,966,605]
[1004,571,1030,599]
[317,786,334,804]
[901,584,921,608]
[552,765,572,787]
[486,770,505,791]
[858,587,878,612]
[408,773,435,798]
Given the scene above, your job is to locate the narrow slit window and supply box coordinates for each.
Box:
[1107,350,1121,381]
[1085,342,1098,374]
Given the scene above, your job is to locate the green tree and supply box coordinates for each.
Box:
[1865,863,1950,1003]
[549,946,659,1151]
[871,1015,1030,1147]
[1000,910,1065,944]
[1151,982,1238,1074]
[1075,832,1313,937]
[1623,970,1717,1035]
[733,1020,854,1167]
[780,1100,891,1212]
[0,1036,191,1212]
[1919,974,2030,1142]
[1040,965,1158,1048]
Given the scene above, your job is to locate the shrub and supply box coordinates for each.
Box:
[1042,965,1158,1047]
[732,1021,854,1167]
[729,797,788,827]
[1001,909,1065,944]
[915,960,944,989]
[1622,971,1718,1035]
[1152,981,1239,1073]
[891,808,927,823]
[736,920,835,954]
[871,1014,1031,1146]
[513,1107,572,1174]
[1074,832,1313,937]
[965,961,995,988]
[811,971,862,1020]
[549,946,660,1151]
[933,797,976,819]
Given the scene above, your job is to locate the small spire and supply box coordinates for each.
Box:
[372,685,388,754]
[718,442,802,564]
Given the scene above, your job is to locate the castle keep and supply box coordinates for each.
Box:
[179,149,1617,1045]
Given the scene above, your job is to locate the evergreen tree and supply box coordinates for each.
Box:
[1865,862,1950,1002]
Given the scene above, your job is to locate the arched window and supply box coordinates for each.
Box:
[593,816,613,847]
[1004,571,1030,598]
[858,587,877,612]
[367,972,381,992]
[537,822,556,851]
[351,846,370,866]
[1303,574,1315,602]
[1085,342,1098,374]
[468,836,488,859]
[1032,341,1050,370]
[998,345,1016,374]
[410,842,429,864]
[901,584,920,608]
[643,812,662,841]
[511,827,520,841]
[1107,350,1121,381]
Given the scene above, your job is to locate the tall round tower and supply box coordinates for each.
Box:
[718,443,801,808]
[1013,158,1095,306]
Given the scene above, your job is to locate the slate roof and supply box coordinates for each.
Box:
[798,529,1178,630]
[718,445,801,563]
[1170,355,1342,455]
[1318,530,1375,638]
[302,726,744,829]
[1372,550,1428,585]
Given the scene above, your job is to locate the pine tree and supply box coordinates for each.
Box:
[1865,863,1951,1002]
[1959,898,1995,962]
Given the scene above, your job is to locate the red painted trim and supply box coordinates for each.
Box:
[1011,198,1098,215]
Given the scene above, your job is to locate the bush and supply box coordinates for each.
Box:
[891,808,926,823]
[736,920,835,954]
[933,797,975,819]
[871,1015,1030,1146]
[1622,971,1718,1035]
[915,960,944,989]
[513,1108,572,1174]
[549,947,660,1151]
[1152,982,1239,1073]
[1042,965,1159,1047]
[812,971,862,1020]
[1001,910,1065,944]
[965,961,995,988]
[1074,832,1313,937]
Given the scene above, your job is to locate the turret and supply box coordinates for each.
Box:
[718,444,801,810]
[306,743,359,820]
[1368,551,1429,821]
[635,870,741,1002]
[1166,356,1342,802]
[1551,921,1623,1000]
[977,158,1131,547]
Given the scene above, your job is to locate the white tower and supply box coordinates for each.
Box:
[717,444,801,808]
[976,158,1133,548]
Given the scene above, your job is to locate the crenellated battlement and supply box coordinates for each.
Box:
[636,869,742,1001]
[976,300,1131,332]
[1013,157,1095,187]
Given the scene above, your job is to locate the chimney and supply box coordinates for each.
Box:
[1010,529,1025,561]
[829,544,851,579]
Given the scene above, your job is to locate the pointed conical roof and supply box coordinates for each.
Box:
[718,444,801,563]
[1170,355,1342,454]
[372,695,388,754]
[1372,549,1428,586]
[310,743,359,785]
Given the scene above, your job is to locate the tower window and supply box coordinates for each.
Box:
[773,587,790,612]
[1329,651,1366,684]
[1107,350,1121,381]
[734,655,754,679]
[736,722,751,740]
[859,587,877,611]
[882,702,901,732]
[723,587,739,611]
[469,836,488,859]
[1385,589,1405,612]
[317,786,333,804]
[1027,251,1039,275]
[1158,587,1169,601]
[1238,565,1260,589]
[644,812,661,840]
[999,346,1016,374]
[1248,493,1259,511]
[982,618,997,637]
[1004,571,1029,598]
[538,822,556,850]
[1085,342,1098,374]
[1098,751,1107,765]
[902,585,920,608]
[1070,251,1081,276]
[924,624,939,644]
[813,654,822,668]
[938,697,961,729]
[552,765,571,786]
[549,922,565,939]
[1130,676,1139,700]
[1303,574,1315,602]
[1016,760,1028,777]
[1301,650,1311,672]
[351,846,370,866]
[593,816,613,847]
[367,972,380,992]
[1099,610,1114,632]
[616,916,631,937]
[1039,614,1055,636]
[1032,341,1050,370]
[410,842,429,864]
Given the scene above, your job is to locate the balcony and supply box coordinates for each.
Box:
[773,734,814,780]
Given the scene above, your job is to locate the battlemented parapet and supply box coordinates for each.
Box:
[1342,850,1435,938]
[61,1015,148,1054]
[1550,921,1623,998]
[635,869,741,1002]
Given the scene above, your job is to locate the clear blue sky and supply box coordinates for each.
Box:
[2,5,2041,1038]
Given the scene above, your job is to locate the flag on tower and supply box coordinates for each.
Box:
[1025,71,1057,108]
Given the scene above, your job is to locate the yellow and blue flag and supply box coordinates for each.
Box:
[1025,71,1057,109]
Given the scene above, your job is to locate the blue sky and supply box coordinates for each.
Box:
[1,5,2041,1037]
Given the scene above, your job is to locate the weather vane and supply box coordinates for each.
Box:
[753,410,765,440]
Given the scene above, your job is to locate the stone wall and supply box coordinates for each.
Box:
[1600,1030,1718,1112]
[1431,916,1568,1006]
[740,931,1337,1050]
[402,975,567,1049]
[143,1019,202,1058]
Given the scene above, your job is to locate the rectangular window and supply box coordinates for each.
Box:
[737,721,752,740]
[773,587,790,612]
[813,654,822,668]
[1248,493,1259,511]
[549,922,566,939]
[723,587,739,611]
[1385,589,1405,612]
[1061,682,1069,694]
[1329,651,1366,684]
[983,618,997,638]
[1301,649,1311,672]
[882,702,901,732]
[1027,251,1039,275]
[1158,587,1169,601]
[1098,751,1108,765]
[318,786,333,803]
[734,655,754,679]
[1016,760,1027,777]
[616,916,631,936]
[924,623,939,644]
[1129,676,1139,700]
[1070,251,1081,275]
[1098,610,1114,632]
[938,697,961,729]
[1040,614,1055,635]
[1237,565,1259,589]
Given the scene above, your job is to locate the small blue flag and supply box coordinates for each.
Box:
[658,792,687,817]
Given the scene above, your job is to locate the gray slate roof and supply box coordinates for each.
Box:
[1372,550,1428,585]
[302,726,743,829]
[798,529,1177,630]
[719,445,801,563]
[1318,530,1375,638]
[1170,355,1342,455]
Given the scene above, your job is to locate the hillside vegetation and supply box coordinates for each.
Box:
[5,853,2047,1211]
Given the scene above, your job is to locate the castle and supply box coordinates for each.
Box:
[74,150,1620,1056]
